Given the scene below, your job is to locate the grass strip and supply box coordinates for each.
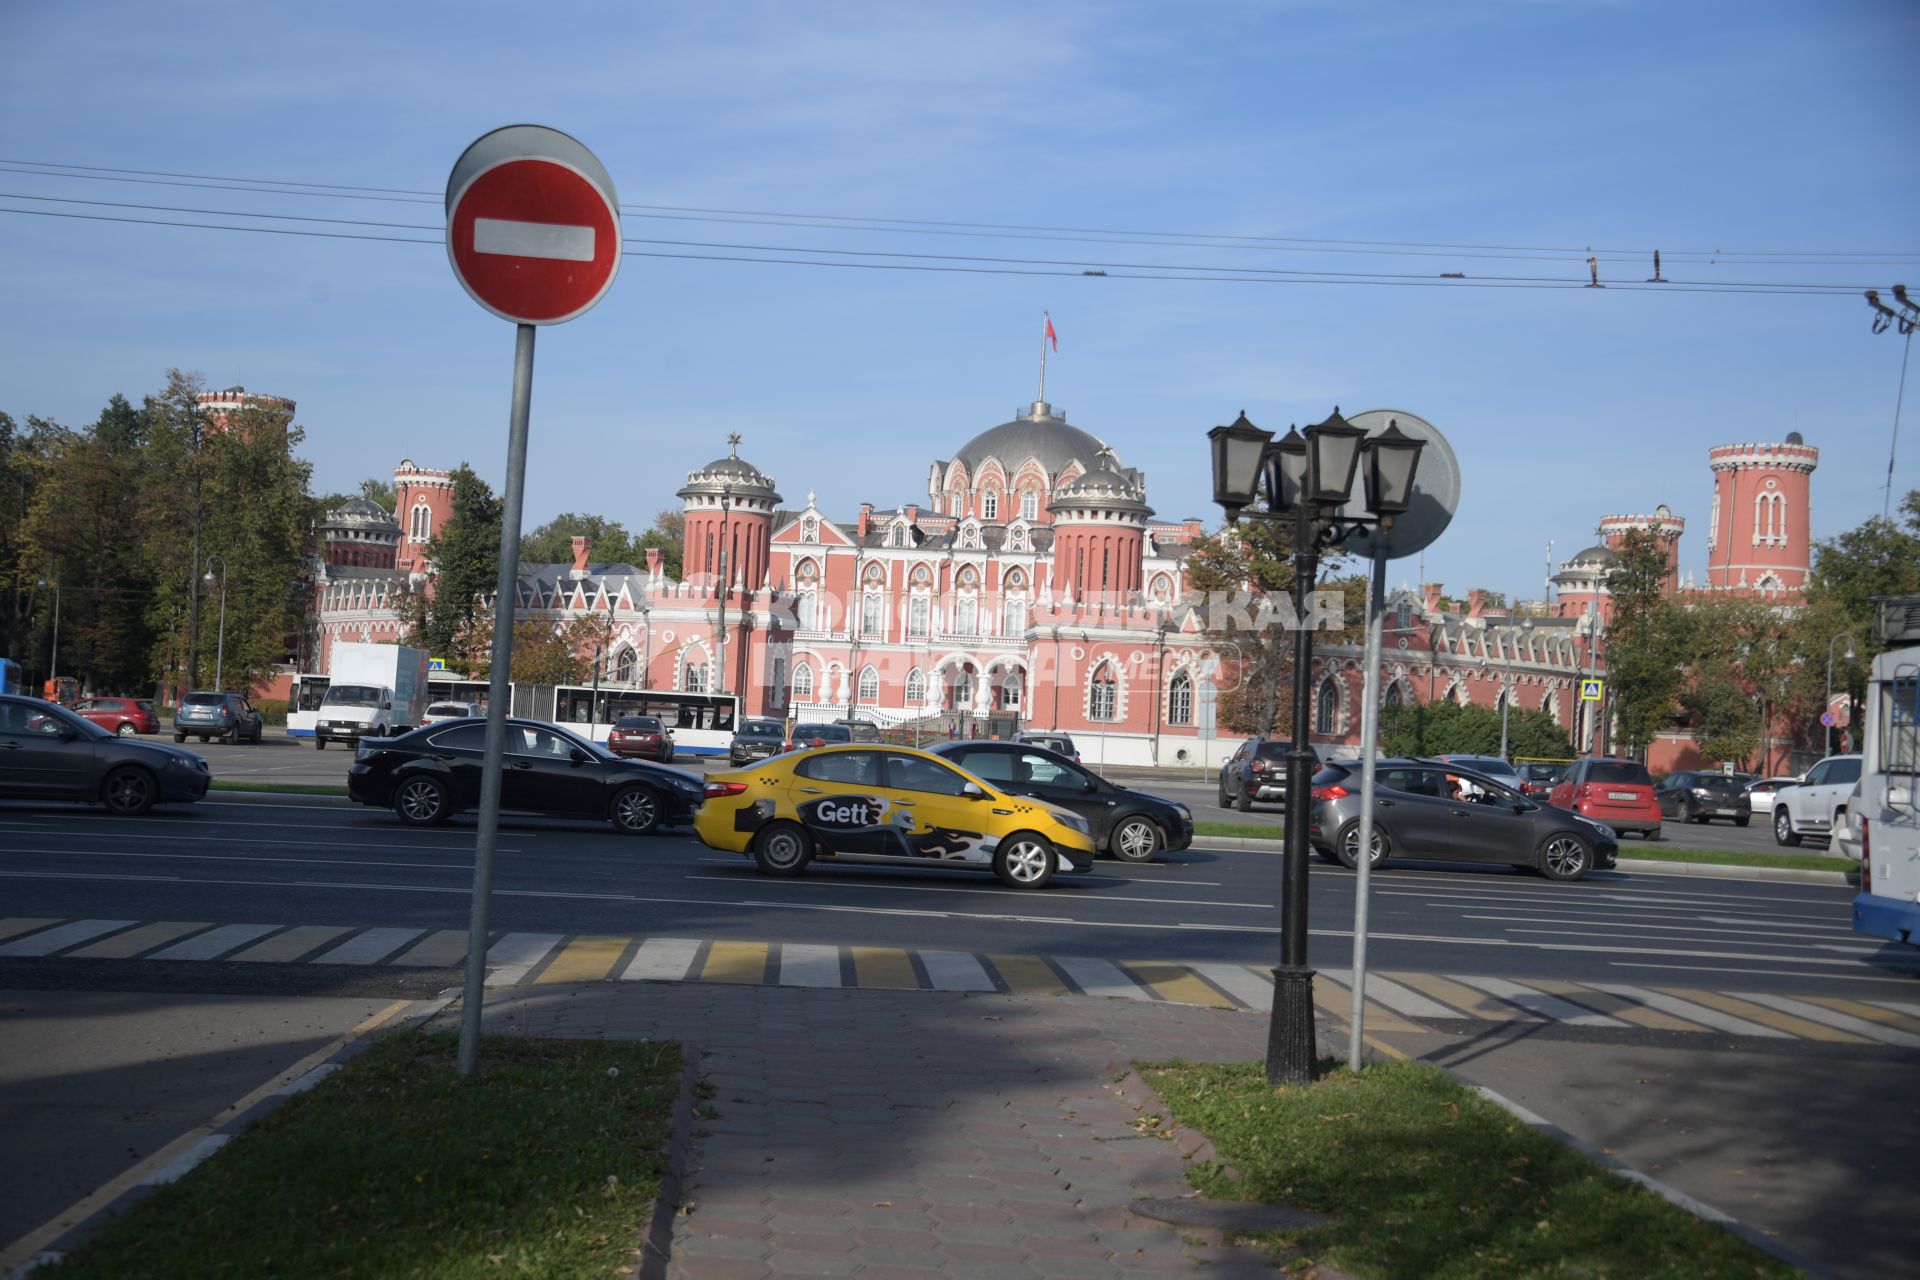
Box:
[1617,844,1853,874]
[1141,1059,1796,1279]
[41,1030,680,1280]
[1194,821,1288,839]
[208,779,350,797]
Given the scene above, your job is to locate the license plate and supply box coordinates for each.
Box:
[1608,791,1638,801]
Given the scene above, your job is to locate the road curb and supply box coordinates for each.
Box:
[205,788,353,806]
[1189,837,1859,885]
[0,992,452,1278]
[1463,1081,1844,1280]
[632,1040,701,1280]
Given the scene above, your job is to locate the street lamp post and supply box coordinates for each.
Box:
[1498,618,1534,761]
[38,576,61,690]
[1208,408,1424,1085]
[640,602,652,690]
[1825,632,1858,756]
[202,555,228,690]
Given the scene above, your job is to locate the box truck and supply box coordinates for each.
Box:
[314,642,429,750]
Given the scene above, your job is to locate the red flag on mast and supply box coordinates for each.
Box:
[1044,312,1058,351]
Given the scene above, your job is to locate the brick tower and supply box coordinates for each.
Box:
[393,460,456,574]
[1600,504,1686,597]
[1705,435,1819,596]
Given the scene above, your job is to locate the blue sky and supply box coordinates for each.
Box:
[3,1,1915,602]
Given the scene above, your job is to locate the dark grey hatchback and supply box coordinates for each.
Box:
[1307,758,1618,881]
[0,694,210,814]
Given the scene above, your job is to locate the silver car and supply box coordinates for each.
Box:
[1308,758,1619,882]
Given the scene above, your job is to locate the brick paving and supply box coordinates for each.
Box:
[459,981,1323,1277]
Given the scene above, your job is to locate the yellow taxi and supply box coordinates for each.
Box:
[694,743,1097,889]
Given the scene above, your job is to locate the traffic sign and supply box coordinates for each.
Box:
[1580,679,1604,701]
[1334,410,1460,561]
[1820,711,1837,727]
[446,125,621,325]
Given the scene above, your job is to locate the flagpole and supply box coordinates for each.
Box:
[1038,311,1048,404]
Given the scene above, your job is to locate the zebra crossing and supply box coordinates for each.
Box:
[5,915,1919,1048]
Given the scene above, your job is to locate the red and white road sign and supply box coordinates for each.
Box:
[446,126,621,325]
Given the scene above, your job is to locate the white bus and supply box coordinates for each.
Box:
[286,672,329,738]
[1853,608,1920,948]
[541,686,739,755]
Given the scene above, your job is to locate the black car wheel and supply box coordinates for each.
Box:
[611,785,663,835]
[1682,798,1702,824]
[1735,814,1751,828]
[993,833,1056,889]
[1234,783,1252,813]
[1216,780,1232,809]
[393,776,451,826]
[1539,832,1592,881]
[115,722,137,737]
[315,737,327,750]
[1773,808,1801,847]
[1110,816,1163,863]
[173,732,186,743]
[222,728,237,745]
[752,821,812,876]
[101,767,157,816]
[1334,820,1389,870]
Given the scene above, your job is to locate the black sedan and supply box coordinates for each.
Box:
[0,693,210,815]
[926,739,1193,862]
[1654,770,1755,826]
[346,717,705,835]
[729,717,786,765]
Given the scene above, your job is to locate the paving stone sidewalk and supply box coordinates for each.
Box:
[455,982,1329,1278]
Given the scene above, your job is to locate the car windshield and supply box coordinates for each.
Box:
[5,699,111,740]
[1255,741,1291,760]
[1696,775,1748,793]
[322,685,382,708]
[1587,761,1652,785]
[425,704,468,716]
[740,720,782,736]
[183,692,225,706]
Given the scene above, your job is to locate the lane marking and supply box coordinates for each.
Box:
[473,216,595,261]
[700,941,769,984]
[0,918,136,957]
[621,937,701,982]
[989,953,1069,996]
[1495,925,1872,956]
[685,873,1264,909]
[1733,992,1920,1048]
[1391,972,1546,1021]
[66,921,211,959]
[1660,989,1869,1043]
[1584,984,1791,1038]
[1462,912,1857,942]
[1052,955,1151,1001]
[1872,999,1920,1020]
[229,925,352,963]
[778,942,843,988]
[535,935,629,985]
[852,945,918,990]
[1527,979,1704,1032]
[1310,970,1424,1033]
[1608,960,1920,985]
[1185,962,1273,1011]
[391,930,470,968]
[312,927,424,966]
[1446,973,1626,1027]
[145,922,281,961]
[1319,966,1472,1020]
[483,932,562,986]
[920,949,995,992]
[1127,962,1235,1009]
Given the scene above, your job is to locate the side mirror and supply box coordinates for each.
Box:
[961,781,987,800]
[1081,774,1100,792]
[382,701,393,711]
[570,747,593,765]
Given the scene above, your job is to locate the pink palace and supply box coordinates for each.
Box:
[309,397,1824,772]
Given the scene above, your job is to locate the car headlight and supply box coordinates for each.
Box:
[1055,812,1090,835]
[1172,802,1192,819]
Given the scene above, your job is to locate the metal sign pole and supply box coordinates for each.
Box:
[1347,548,1387,1071]
[458,321,536,1078]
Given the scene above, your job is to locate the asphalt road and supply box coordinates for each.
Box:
[0,794,1903,999]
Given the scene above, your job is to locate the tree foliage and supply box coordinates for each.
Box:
[521,512,639,566]
[401,465,501,672]
[1379,699,1573,760]
[1180,519,1298,735]
[1602,529,1687,756]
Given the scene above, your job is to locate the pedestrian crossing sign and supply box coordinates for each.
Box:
[1580,679,1604,701]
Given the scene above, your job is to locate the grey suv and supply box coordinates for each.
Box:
[1218,736,1293,812]
[1307,758,1619,881]
[173,691,264,744]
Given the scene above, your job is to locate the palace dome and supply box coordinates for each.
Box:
[948,400,1114,481]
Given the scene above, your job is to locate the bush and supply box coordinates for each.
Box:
[252,697,288,726]
[1380,700,1572,760]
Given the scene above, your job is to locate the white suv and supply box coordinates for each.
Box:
[1772,754,1863,846]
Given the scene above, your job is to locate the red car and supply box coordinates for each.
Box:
[1547,757,1663,839]
[72,696,160,737]
[606,714,674,762]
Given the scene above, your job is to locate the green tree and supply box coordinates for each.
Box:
[1379,699,1572,760]
[357,476,395,512]
[1603,529,1687,757]
[520,512,638,566]
[1671,597,1784,768]
[635,508,684,580]
[1180,517,1298,735]
[140,370,217,691]
[402,465,501,672]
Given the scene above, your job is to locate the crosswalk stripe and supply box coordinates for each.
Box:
[778,943,843,987]
[1311,970,1423,1033]
[484,933,562,987]
[67,922,212,959]
[228,925,351,963]
[0,919,135,957]
[1664,989,1868,1043]
[1127,962,1235,1009]
[0,918,61,944]
[700,941,769,984]
[312,928,424,966]
[1734,993,1920,1048]
[392,930,469,967]
[852,946,918,990]
[1186,963,1273,1011]
[1799,996,1920,1037]
[1320,967,1460,1021]
[1053,955,1151,1001]
[621,937,701,982]
[920,950,995,992]
[1871,999,1920,1021]
[146,923,281,961]
[989,953,1070,996]
[1392,971,1546,1021]
[1529,979,1705,1033]
[1447,974,1627,1028]
[536,936,630,984]
[1585,984,1791,1039]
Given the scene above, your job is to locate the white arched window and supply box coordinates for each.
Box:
[1020,489,1039,521]
[1315,678,1341,734]
[905,667,926,705]
[1754,490,1787,545]
[954,595,978,636]
[1089,663,1118,721]
[1383,682,1405,711]
[1002,596,1026,637]
[792,662,814,701]
[861,591,883,637]
[682,661,709,693]
[908,594,930,637]
[613,646,636,684]
[858,665,879,702]
[1167,669,1193,726]
[1000,669,1023,710]
[409,504,432,541]
[981,490,999,521]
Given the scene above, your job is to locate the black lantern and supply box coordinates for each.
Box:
[1303,407,1367,507]
[1267,426,1307,514]
[1208,412,1271,518]
[1361,420,1426,518]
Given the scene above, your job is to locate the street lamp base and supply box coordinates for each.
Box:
[1265,965,1320,1085]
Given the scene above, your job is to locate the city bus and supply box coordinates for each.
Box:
[1853,629,1920,949]
[535,685,739,755]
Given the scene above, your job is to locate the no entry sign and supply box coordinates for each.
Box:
[445,125,621,325]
